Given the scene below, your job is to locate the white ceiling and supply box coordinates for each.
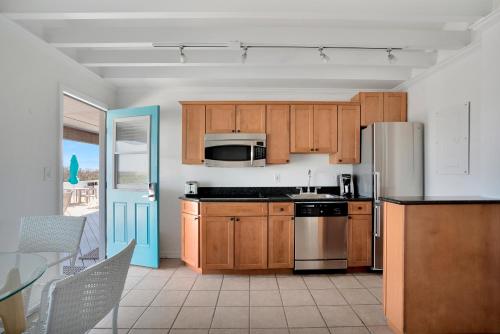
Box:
[1,0,496,89]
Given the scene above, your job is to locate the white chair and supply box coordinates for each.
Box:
[25,240,136,334]
[17,216,86,314]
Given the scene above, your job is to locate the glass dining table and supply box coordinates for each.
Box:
[0,253,47,334]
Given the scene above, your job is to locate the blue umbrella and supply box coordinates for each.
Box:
[68,154,80,185]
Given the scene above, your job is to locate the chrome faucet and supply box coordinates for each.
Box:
[307,169,312,193]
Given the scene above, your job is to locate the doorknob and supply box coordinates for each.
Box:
[142,182,157,202]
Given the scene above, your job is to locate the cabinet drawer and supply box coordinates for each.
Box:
[269,202,294,216]
[348,202,372,215]
[181,200,199,215]
[201,202,268,217]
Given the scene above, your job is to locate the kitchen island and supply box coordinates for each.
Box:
[382,196,500,334]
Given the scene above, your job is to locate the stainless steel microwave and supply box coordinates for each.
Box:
[204,133,266,167]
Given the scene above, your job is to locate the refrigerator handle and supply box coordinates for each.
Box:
[374,172,381,202]
[374,205,381,237]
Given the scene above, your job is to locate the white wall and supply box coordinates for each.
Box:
[117,88,357,257]
[0,15,116,251]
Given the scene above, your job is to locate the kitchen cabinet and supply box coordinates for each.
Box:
[234,216,268,269]
[330,105,361,164]
[182,104,205,164]
[266,105,290,164]
[291,104,337,153]
[181,212,199,268]
[236,105,266,133]
[268,215,294,269]
[360,92,384,126]
[348,214,372,267]
[354,92,407,126]
[383,92,407,122]
[201,216,234,269]
[206,104,236,133]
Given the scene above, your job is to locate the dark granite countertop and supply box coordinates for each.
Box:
[179,186,372,203]
[381,196,500,205]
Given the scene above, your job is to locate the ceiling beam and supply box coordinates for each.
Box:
[47,26,470,50]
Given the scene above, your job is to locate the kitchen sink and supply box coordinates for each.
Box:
[287,193,339,200]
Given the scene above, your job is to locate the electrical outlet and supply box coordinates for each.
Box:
[274,173,281,184]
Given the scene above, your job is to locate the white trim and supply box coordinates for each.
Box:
[393,41,481,91]
[469,8,500,32]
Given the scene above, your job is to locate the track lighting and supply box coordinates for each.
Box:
[179,45,186,63]
[241,46,248,64]
[318,47,330,63]
[386,48,396,64]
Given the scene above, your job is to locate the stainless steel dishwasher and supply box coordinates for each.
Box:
[294,202,348,270]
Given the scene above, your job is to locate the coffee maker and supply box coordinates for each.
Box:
[338,174,353,197]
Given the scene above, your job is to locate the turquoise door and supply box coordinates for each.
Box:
[106,106,160,268]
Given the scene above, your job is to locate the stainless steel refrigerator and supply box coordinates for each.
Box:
[354,122,424,270]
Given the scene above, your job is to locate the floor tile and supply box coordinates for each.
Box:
[212,307,250,328]
[280,290,315,306]
[218,290,250,306]
[250,329,288,334]
[193,277,223,290]
[173,307,215,328]
[165,276,197,290]
[147,268,175,279]
[250,277,278,290]
[151,290,189,306]
[310,289,347,306]
[124,276,143,290]
[368,288,383,303]
[169,330,209,334]
[129,330,170,334]
[329,275,363,289]
[121,289,130,299]
[284,306,326,328]
[330,327,370,334]
[319,306,363,327]
[95,306,146,328]
[250,307,287,328]
[88,329,129,334]
[221,277,250,290]
[173,266,200,278]
[367,326,395,334]
[250,290,282,306]
[354,275,382,288]
[303,276,335,289]
[210,330,249,334]
[289,329,330,334]
[135,276,170,290]
[277,277,307,290]
[133,306,180,328]
[128,266,152,277]
[185,290,220,306]
[351,305,387,326]
[339,289,380,305]
[120,289,159,306]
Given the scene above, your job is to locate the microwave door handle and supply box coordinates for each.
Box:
[250,144,254,166]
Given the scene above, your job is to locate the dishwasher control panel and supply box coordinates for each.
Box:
[295,202,348,217]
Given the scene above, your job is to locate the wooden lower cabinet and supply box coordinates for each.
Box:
[268,215,294,268]
[234,217,268,269]
[201,216,234,269]
[347,214,373,267]
[181,212,199,268]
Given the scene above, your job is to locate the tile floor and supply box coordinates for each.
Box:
[91,259,394,334]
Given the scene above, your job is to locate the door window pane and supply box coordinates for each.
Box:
[115,153,148,187]
[115,118,149,153]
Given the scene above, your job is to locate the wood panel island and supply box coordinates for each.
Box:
[382,196,500,334]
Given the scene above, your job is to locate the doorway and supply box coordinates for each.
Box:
[61,92,106,274]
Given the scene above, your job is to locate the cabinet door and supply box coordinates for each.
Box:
[348,215,372,267]
[266,105,290,164]
[206,104,236,133]
[360,92,384,126]
[313,104,338,153]
[201,216,234,269]
[181,213,199,268]
[290,105,314,153]
[383,92,407,122]
[268,215,294,268]
[234,216,267,269]
[182,105,205,164]
[236,105,266,133]
[330,105,360,164]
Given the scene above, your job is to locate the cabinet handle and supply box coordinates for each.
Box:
[236,218,240,222]
[291,217,294,221]
[280,208,284,211]
[230,217,235,221]
[358,206,362,210]
[348,216,352,219]
[201,159,204,163]
[338,159,343,162]
[237,129,241,133]
[194,217,199,221]
[310,148,314,152]
[286,160,290,163]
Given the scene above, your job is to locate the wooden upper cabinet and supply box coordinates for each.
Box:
[290,105,314,153]
[348,214,373,267]
[384,92,407,122]
[313,104,338,153]
[206,104,236,133]
[330,105,360,164]
[266,105,290,164]
[360,92,384,126]
[201,216,234,270]
[181,212,199,268]
[236,105,266,133]
[182,104,206,164]
[268,215,294,268]
[234,216,268,269]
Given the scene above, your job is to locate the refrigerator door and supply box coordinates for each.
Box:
[373,203,383,270]
[373,122,424,201]
[354,125,374,198]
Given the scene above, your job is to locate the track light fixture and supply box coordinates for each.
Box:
[318,47,330,63]
[386,48,396,64]
[241,46,248,64]
[179,45,186,63]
